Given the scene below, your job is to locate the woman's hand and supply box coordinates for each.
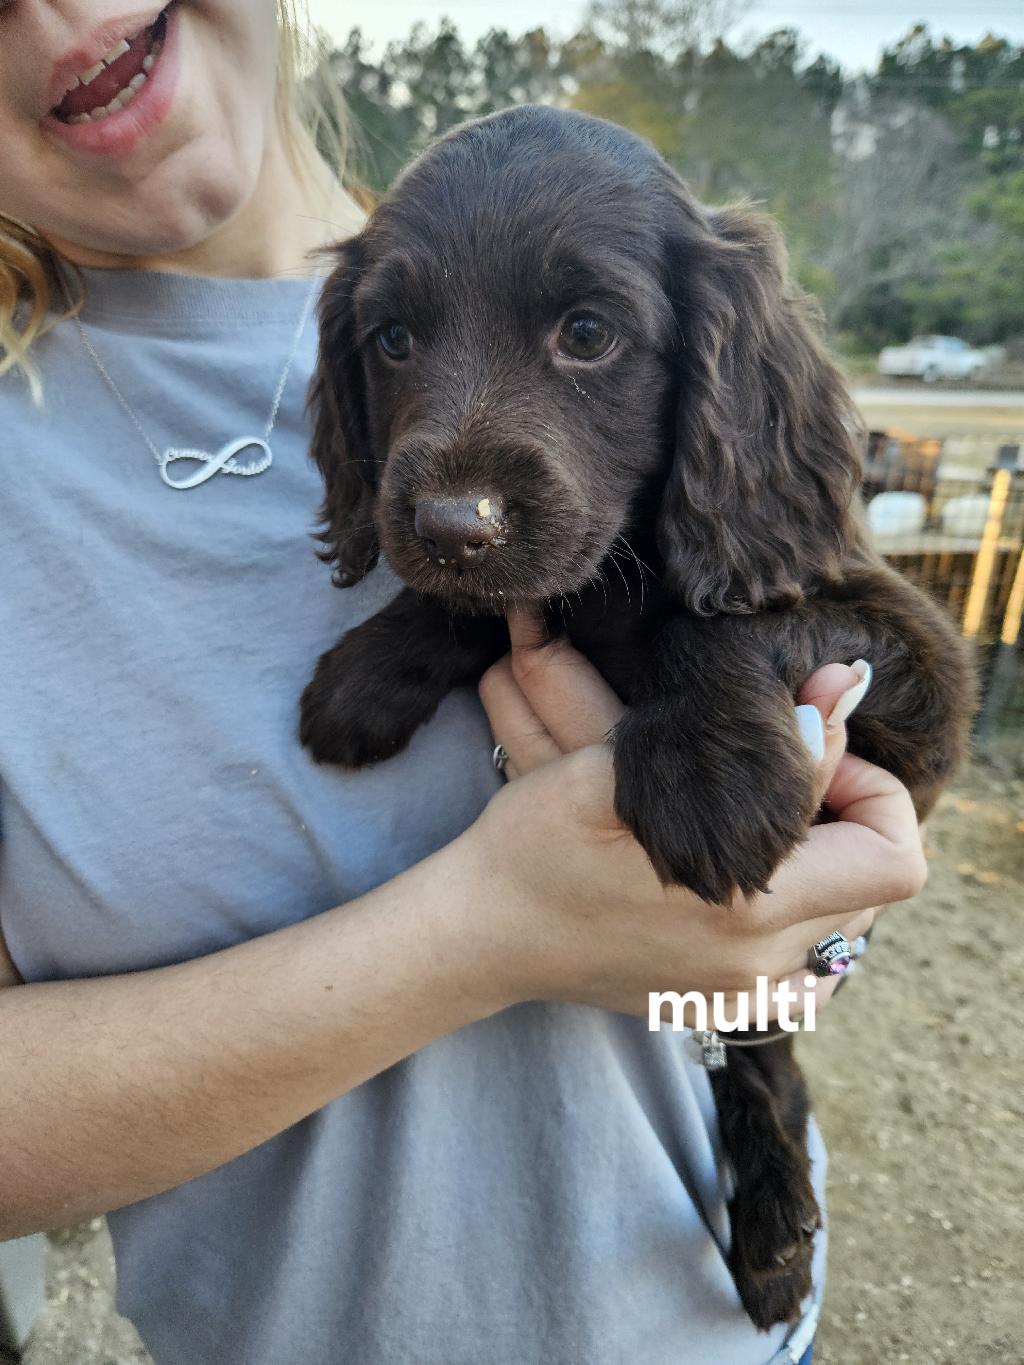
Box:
[468,608,926,1020]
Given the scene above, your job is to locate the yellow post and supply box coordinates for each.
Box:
[999,543,1024,647]
[962,468,1013,640]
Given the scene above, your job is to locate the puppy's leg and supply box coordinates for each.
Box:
[711,1041,820,1331]
[777,567,977,819]
[609,618,824,1328]
[300,589,508,767]
[611,618,819,903]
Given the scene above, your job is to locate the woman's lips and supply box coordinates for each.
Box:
[44,4,167,111]
[54,19,161,122]
[41,2,180,157]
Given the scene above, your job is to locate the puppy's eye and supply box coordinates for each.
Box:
[557,314,616,361]
[377,322,413,360]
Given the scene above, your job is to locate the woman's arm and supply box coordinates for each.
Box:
[0,835,505,1239]
[0,634,924,1241]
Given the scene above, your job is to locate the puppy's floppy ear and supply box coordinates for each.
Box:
[308,238,380,587]
[658,196,863,615]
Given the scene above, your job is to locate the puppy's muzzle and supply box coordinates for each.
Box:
[413,494,509,567]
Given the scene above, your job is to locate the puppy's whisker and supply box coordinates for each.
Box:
[613,534,658,580]
[599,569,610,615]
[607,551,633,609]
[586,566,610,616]
[610,550,643,613]
[328,521,379,549]
[613,534,659,613]
[336,520,378,536]
[571,568,608,619]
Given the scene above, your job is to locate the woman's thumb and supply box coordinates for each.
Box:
[796,660,873,800]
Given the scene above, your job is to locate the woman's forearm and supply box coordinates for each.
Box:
[0,652,927,1242]
[0,831,503,1240]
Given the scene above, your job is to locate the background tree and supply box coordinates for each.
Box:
[312,11,1024,350]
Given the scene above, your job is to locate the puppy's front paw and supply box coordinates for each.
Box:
[612,711,818,902]
[299,627,443,768]
[729,1160,820,1330]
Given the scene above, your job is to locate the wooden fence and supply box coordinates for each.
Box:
[863,432,1024,738]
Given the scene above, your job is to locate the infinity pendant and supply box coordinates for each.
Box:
[159,437,273,490]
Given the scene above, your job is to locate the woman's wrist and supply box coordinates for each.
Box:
[435,814,545,1015]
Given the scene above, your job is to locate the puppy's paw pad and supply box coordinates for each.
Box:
[613,714,818,901]
[724,1161,819,1327]
[298,631,431,768]
[732,1248,813,1332]
[735,1170,820,1276]
[299,689,408,768]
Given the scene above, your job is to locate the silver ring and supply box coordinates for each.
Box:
[808,930,854,978]
[492,743,509,776]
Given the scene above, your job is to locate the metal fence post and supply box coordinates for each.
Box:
[976,542,1024,749]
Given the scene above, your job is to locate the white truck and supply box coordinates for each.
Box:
[877,335,988,382]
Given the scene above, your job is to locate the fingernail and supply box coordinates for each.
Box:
[794,704,825,761]
[827,660,873,729]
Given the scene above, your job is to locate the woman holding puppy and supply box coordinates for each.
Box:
[0,3,919,1363]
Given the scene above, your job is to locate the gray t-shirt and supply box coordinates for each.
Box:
[0,266,824,1365]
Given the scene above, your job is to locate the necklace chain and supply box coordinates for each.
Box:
[71,271,321,490]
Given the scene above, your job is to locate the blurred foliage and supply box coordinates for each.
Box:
[311,3,1024,349]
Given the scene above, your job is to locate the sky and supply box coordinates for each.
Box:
[305,1,1024,73]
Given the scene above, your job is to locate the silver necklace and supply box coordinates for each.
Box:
[72,272,321,491]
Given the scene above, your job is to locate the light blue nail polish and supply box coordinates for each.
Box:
[795,704,825,761]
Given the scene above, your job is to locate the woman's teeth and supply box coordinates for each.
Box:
[75,38,131,87]
[54,11,166,124]
[65,59,156,124]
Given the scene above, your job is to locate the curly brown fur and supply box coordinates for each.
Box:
[299,105,977,1329]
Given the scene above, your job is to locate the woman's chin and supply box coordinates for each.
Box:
[48,162,261,264]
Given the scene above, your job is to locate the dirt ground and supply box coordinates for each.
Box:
[800,736,1024,1365]
[18,740,1024,1365]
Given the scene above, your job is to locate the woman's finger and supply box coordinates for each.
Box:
[795,661,866,804]
[776,905,877,989]
[761,753,926,932]
[760,907,880,1021]
[478,657,561,775]
[659,908,878,1027]
[506,607,626,751]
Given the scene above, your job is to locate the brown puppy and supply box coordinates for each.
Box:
[300,105,976,1330]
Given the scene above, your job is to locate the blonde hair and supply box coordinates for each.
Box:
[0,1,347,400]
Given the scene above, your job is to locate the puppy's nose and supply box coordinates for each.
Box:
[414,495,508,566]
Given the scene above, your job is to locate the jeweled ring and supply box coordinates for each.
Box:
[492,743,510,776]
[808,930,854,978]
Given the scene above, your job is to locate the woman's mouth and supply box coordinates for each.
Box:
[50,7,168,125]
[42,3,181,156]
